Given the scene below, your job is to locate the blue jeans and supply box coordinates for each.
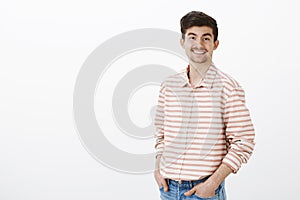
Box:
[159,177,226,200]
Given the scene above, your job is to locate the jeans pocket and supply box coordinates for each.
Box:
[159,186,164,191]
[193,181,225,200]
[193,193,218,200]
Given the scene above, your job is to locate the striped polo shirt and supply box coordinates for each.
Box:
[154,65,255,181]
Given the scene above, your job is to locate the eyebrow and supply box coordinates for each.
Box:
[186,32,212,37]
[187,32,197,37]
[202,33,212,37]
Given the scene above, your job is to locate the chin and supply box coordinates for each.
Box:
[191,59,207,64]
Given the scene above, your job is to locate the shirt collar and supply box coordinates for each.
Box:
[179,64,218,89]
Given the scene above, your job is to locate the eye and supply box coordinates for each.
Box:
[189,36,196,40]
[203,37,211,41]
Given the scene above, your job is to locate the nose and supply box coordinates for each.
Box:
[192,38,205,48]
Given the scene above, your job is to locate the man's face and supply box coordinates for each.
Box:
[180,26,219,65]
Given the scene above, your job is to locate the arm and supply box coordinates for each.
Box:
[153,82,168,191]
[184,164,232,197]
[222,85,255,173]
[185,86,255,197]
[154,155,169,191]
[154,82,166,159]
[205,164,232,190]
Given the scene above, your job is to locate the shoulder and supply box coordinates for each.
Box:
[160,69,186,87]
[214,66,242,90]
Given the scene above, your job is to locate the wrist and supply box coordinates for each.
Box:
[205,177,219,190]
[155,156,161,171]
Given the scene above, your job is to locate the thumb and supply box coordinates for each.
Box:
[184,187,196,196]
[161,179,169,192]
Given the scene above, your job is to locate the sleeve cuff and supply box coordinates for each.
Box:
[222,152,242,173]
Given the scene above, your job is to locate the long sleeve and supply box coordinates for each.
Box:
[154,82,166,158]
[222,86,255,173]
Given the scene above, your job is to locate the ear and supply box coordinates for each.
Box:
[213,40,219,50]
[180,38,185,48]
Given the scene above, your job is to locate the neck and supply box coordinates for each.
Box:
[188,61,211,84]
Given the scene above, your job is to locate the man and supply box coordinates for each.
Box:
[154,11,255,200]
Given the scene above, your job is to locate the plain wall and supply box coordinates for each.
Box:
[1,0,299,199]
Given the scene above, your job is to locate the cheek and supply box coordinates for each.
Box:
[206,43,215,50]
[185,39,196,47]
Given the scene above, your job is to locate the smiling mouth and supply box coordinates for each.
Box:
[191,49,207,55]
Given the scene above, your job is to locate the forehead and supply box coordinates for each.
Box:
[185,26,213,36]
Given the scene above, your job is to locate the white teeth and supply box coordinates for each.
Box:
[192,50,206,54]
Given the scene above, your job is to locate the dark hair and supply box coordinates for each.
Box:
[180,11,218,42]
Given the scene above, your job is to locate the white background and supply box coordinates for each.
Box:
[1,0,300,199]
